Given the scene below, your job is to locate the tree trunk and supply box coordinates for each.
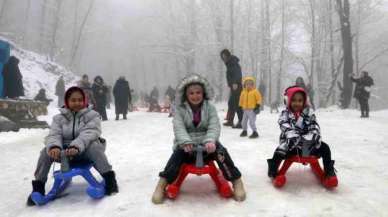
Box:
[277,0,285,103]
[336,0,354,109]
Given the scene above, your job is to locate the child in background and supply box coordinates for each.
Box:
[239,76,262,138]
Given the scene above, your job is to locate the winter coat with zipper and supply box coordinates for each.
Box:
[173,74,219,150]
[276,87,321,156]
[239,77,262,110]
[45,107,102,154]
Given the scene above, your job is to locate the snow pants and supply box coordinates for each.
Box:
[34,141,112,183]
[272,141,333,171]
[159,142,242,184]
[242,109,257,132]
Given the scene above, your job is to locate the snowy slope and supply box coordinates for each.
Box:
[0,106,387,217]
[0,37,78,101]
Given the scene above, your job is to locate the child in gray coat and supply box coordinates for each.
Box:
[151,74,246,204]
[27,86,118,206]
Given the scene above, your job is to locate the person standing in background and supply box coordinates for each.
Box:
[350,71,374,118]
[113,76,131,120]
[220,49,243,128]
[92,76,108,121]
[55,76,65,107]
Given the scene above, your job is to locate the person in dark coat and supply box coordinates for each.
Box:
[34,88,52,105]
[295,77,315,110]
[220,49,243,128]
[55,76,65,107]
[77,74,96,107]
[113,76,131,120]
[2,56,24,99]
[149,86,161,112]
[165,85,176,117]
[350,71,374,118]
[92,76,108,121]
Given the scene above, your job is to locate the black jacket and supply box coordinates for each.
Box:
[2,56,24,98]
[351,75,374,99]
[225,55,242,88]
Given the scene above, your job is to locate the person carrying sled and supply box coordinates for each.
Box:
[151,74,246,204]
[27,86,118,206]
[239,76,262,139]
[267,86,336,180]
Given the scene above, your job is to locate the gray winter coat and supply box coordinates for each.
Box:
[45,107,102,153]
[172,74,219,150]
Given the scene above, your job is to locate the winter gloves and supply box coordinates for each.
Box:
[183,143,216,153]
[253,104,261,114]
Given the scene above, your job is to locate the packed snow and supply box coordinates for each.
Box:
[0,105,387,217]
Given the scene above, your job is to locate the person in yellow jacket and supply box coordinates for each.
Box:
[239,76,262,138]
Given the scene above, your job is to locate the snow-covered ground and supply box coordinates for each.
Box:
[1,106,388,217]
[0,37,78,101]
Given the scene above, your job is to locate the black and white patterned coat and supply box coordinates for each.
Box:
[276,107,321,156]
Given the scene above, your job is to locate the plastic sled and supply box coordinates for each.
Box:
[165,161,233,199]
[273,155,338,188]
[31,163,105,206]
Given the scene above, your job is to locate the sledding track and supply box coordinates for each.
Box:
[1,107,388,217]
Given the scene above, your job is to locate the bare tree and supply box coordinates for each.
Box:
[336,0,354,109]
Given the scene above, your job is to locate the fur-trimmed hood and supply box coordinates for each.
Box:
[175,73,214,105]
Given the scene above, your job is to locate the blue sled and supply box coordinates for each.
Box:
[31,164,105,206]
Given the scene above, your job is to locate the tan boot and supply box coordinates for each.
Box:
[151,178,168,204]
[232,178,246,202]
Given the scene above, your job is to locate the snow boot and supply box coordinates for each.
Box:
[115,115,119,121]
[240,130,247,137]
[102,171,118,195]
[223,121,233,127]
[267,159,279,178]
[232,178,246,202]
[324,160,337,177]
[123,114,127,120]
[27,180,45,206]
[249,131,259,139]
[152,178,168,204]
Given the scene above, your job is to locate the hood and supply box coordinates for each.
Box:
[175,73,214,105]
[64,86,87,109]
[284,86,308,110]
[8,56,19,65]
[242,76,256,89]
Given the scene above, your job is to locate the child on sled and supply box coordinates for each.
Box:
[27,86,118,206]
[267,86,337,179]
[151,74,246,204]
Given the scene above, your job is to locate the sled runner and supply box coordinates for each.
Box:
[272,155,338,188]
[31,162,105,206]
[165,145,233,199]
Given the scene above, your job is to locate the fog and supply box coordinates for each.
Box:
[0,0,387,109]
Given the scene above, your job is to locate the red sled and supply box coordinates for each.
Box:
[273,156,338,189]
[165,161,233,199]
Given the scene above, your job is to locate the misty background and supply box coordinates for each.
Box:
[0,0,387,109]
